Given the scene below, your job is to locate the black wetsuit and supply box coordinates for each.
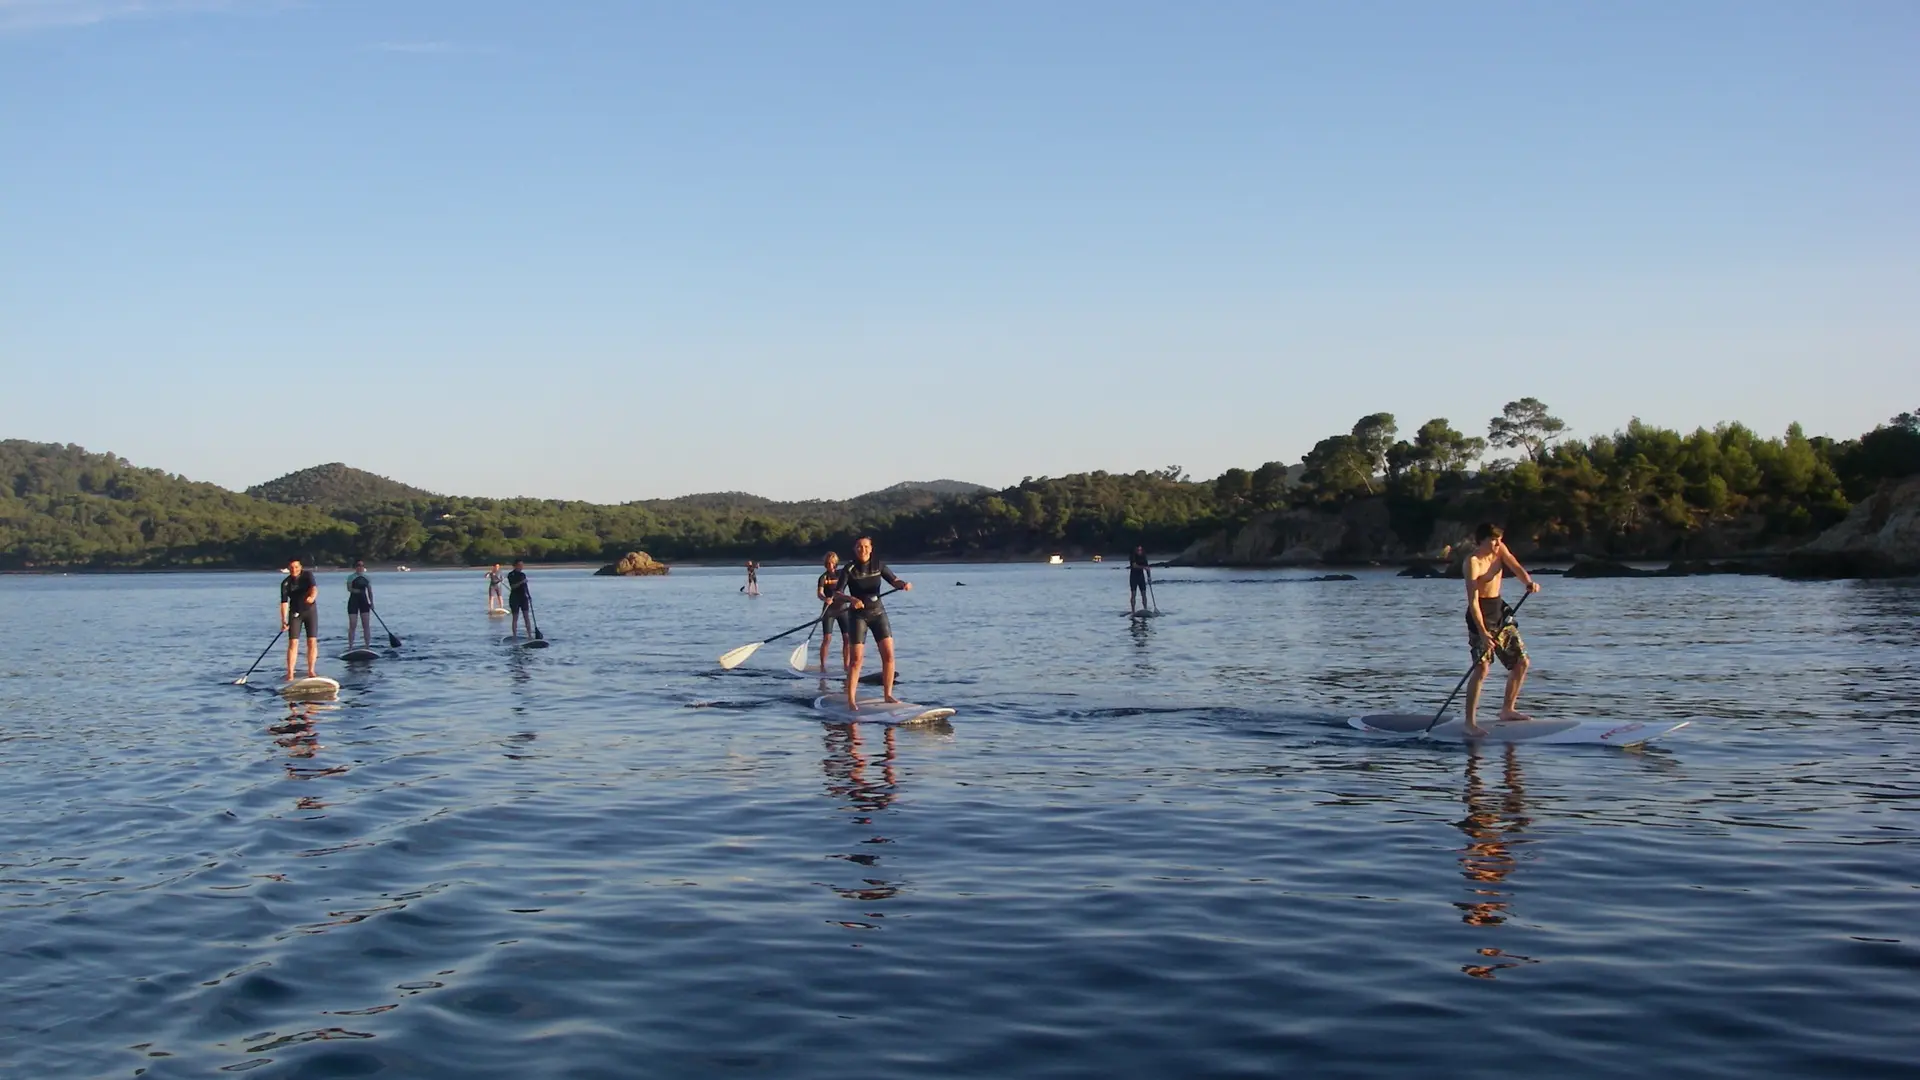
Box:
[838,558,903,643]
[817,567,847,634]
[346,572,373,615]
[1129,551,1150,591]
[281,570,318,639]
[507,568,530,612]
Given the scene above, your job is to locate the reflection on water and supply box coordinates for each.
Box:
[1455,744,1541,980]
[820,724,904,914]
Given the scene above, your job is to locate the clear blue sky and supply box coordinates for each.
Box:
[2,1,1914,501]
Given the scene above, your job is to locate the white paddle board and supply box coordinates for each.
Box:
[812,694,953,726]
[487,608,509,618]
[1349,713,1689,745]
[280,676,340,699]
[339,648,380,662]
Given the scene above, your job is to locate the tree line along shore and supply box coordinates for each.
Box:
[3,399,1916,577]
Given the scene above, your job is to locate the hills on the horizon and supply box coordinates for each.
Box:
[243,462,988,514]
[4,402,1915,572]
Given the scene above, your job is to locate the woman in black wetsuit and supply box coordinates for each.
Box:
[815,551,847,678]
[836,535,911,708]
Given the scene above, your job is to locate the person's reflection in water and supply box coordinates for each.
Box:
[1455,742,1540,980]
[269,701,349,780]
[820,723,902,912]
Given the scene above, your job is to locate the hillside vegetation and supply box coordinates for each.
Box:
[246,463,437,507]
[3,402,1914,570]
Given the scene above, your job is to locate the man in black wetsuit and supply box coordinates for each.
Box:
[506,559,533,639]
[836,536,911,709]
[1129,546,1152,614]
[279,558,320,681]
[344,560,374,650]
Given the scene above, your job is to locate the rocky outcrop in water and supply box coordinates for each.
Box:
[595,551,671,576]
[1786,475,1920,578]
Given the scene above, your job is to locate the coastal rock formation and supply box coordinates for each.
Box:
[1786,475,1920,578]
[595,551,670,576]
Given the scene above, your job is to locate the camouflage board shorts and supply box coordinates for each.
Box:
[1467,599,1527,670]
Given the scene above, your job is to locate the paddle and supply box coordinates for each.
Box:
[1423,591,1532,733]
[529,598,546,643]
[719,590,895,670]
[371,608,402,649]
[1147,568,1159,614]
[234,630,284,685]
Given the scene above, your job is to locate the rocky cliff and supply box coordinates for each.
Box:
[1786,475,1920,578]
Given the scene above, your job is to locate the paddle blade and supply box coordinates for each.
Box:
[387,633,402,648]
[717,642,762,670]
[788,642,808,670]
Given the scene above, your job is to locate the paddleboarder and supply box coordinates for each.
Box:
[815,551,847,676]
[1462,524,1541,736]
[743,560,760,596]
[279,558,320,681]
[1128,546,1152,613]
[344,560,375,650]
[486,563,505,612]
[506,559,533,639]
[836,536,910,709]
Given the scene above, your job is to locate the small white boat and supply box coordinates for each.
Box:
[396,565,411,572]
[1047,554,1064,565]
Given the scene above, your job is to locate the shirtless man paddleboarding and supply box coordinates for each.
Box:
[1463,524,1541,736]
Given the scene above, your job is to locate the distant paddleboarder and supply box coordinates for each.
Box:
[836,536,911,709]
[507,559,533,639]
[1462,524,1542,736]
[486,563,505,612]
[743,560,760,596]
[1128,546,1152,613]
[815,551,847,676]
[344,560,374,650]
[279,558,320,681]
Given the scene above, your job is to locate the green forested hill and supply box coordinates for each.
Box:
[3,404,1913,570]
[247,463,437,508]
[0,441,354,568]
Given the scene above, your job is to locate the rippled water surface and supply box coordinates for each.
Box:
[3,564,1917,1078]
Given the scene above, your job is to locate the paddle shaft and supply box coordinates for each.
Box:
[236,630,284,684]
[1426,591,1532,733]
[371,607,401,648]
[771,588,897,646]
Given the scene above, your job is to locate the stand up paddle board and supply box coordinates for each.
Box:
[1349,713,1689,745]
[488,608,509,618]
[500,636,550,649]
[812,694,953,726]
[339,648,380,662]
[280,676,340,699]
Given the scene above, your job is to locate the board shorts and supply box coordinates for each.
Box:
[287,609,319,639]
[844,609,892,644]
[1130,568,1148,589]
[1467,600,1526,670]
[347,597,371,615]
[509,593,530,612]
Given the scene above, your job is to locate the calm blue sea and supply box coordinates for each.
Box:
[2,563,1916,1078]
